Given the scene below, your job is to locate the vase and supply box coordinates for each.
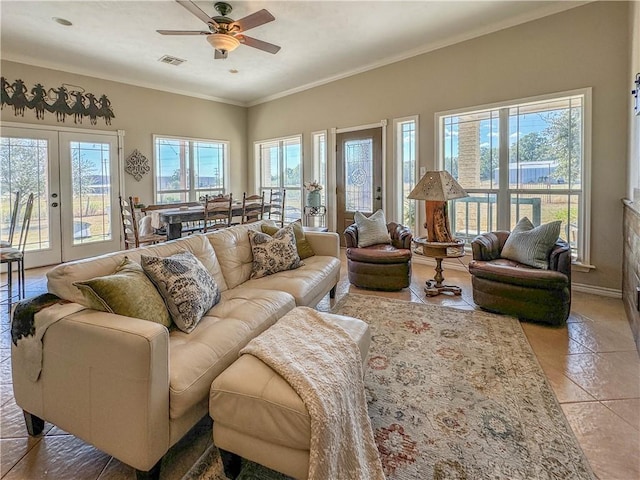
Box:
[306,190,321,207]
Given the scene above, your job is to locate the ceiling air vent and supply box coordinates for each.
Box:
[158,55,186,66]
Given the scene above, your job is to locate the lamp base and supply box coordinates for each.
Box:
[424,201,455,243]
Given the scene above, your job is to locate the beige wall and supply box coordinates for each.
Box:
[247,1,630,291]
[0,60,248,204]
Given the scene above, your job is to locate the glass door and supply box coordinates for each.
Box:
[1,127,62,268]
[59,132,120,261]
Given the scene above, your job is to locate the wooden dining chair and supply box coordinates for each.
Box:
[1,193,34,312]
[268,189,286,228]
[119,196,166,249]
[203,194,233,232]
[1,191,21,248]
[241,192,265,224]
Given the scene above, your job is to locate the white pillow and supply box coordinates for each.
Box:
[354,210,391,248]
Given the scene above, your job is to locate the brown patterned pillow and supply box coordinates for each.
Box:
[141,251,220,333]
[248,224,303,279]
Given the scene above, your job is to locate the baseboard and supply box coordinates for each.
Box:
[572,283,622,298]
[411,252,623,298]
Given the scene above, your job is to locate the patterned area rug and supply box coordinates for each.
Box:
[185,294,596,480]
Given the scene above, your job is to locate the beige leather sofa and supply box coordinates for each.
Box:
[11,221,340,478]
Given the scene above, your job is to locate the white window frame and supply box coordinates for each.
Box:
[393,115,419,234]
[153,134,229,203]
[312,130,327,206]
[435,88,593,270]
[254,134,303,223]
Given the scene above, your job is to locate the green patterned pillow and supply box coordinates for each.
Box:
[141,251,221,333]
[501,217,562,269]
[248,224,303,279]
[354,209,391,247]
[73,257,172,328]
[261,220,315,259]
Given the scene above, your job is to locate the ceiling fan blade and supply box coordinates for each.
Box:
[232,9,275,33]
[238,35,281,54]
[157,30,210,35]
[176,0,213,25]
[214,49,228,60]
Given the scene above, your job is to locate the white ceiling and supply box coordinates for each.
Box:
[0,1,585,107]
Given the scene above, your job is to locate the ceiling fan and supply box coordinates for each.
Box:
[157,1,281,59]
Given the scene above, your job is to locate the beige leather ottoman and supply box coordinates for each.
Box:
[209,310,371,480]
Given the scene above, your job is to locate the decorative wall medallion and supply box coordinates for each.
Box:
[126,149,150,181]
[1,77,115,125]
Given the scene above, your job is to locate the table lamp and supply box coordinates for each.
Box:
[407,170,468,243]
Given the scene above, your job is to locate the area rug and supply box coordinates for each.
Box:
[185,293,596,480]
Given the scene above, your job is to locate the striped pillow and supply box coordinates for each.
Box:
[501,217,562,269]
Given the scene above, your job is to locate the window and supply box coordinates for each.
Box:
[255,135,302,223]
[437,89,591,265]
[312,131,327,205]
[395,116,418,233]
[154,135,228,203]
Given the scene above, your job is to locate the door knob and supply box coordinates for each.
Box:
[51,202,58,207]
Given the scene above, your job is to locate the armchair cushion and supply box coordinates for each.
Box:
[354,210,391,247]
[346,244,412,264]
[501,217,562,269]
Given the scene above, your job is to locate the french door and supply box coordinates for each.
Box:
[1,125,121,268]
[336,127,383,244]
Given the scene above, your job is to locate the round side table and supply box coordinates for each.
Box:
[412,238,466,297]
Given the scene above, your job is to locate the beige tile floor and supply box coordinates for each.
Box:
[1,255,639,479]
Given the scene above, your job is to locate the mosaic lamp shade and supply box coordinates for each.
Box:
[408,171,468,243]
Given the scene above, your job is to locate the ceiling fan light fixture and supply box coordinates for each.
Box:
[207,33,240,53]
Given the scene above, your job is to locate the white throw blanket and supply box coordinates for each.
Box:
[240,307,385,480]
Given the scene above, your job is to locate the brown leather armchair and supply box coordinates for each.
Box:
[469,231,571,325]
[344,222,413,291]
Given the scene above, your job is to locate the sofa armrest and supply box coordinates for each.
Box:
[12,308,170,471]
[388,222,413,249]
[304,231,340,258]
[471,231,510,261]
[549,240,572,278]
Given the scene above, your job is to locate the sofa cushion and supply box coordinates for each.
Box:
[501,217,562,269]
[205,221,273,289]
[242,255,340,307]
[168,288,295,419]
[248,224,303,279]
[47,234,227,305]
[354,210,391,247]
[261,220,315,260]
[142,251,221,333]
[73,257,172,328]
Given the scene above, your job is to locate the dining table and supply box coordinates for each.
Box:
[150,202,272,240]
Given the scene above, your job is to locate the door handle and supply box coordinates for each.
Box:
[375,196,381,201]
[51,202,58,207]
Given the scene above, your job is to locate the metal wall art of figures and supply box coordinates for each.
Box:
[1,77,115,125]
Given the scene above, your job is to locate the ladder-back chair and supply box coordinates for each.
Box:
[119,196,166,249]
[241,192,265,224]
[268,189,286,228]
[203,194,233,232]
[1,191,21,248]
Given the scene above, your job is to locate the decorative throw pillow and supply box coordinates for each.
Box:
[261,220,315,259]
[73,257,172,328]
[501,217,562,269]
[354,209,391,248]
[248,224,303,279]
[141,251,221,333]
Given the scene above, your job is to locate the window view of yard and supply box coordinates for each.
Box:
[439,93,585,261]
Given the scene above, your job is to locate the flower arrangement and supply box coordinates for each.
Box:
[304,180,323,192]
